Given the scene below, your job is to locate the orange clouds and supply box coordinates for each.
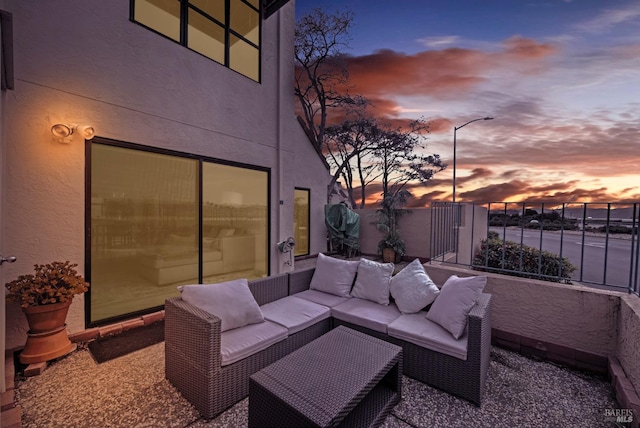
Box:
[345,48,488,99]
[306,36,560,133]
[426,118,452,133]
[296,36,558,130]
[502,36,557,59]
[342,37,557,102]
[294,30,639,206]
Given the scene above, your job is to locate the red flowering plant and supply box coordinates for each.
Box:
[5,261,90,308]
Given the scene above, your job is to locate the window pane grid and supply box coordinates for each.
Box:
[230,0,259,45]
[188,8,225,63]
[132,0,260,81]
[189,0,225,23]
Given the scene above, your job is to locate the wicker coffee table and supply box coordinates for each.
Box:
[248,326,402,427]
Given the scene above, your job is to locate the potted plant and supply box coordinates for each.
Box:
[5,261,90,364]
[377,231,406,263]
[372,191,410,263]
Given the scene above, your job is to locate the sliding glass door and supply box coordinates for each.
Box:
[88,139,269,325]
[201,162,268,283]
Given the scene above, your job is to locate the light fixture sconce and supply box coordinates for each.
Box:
[51,123,96,143]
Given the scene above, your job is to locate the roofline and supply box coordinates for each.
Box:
[263,0,291,19]
[297,115,330,170]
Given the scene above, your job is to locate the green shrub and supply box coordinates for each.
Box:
[473,236,576,284]
[598,224,634,234]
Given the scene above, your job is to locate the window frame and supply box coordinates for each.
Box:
[293,187,310,257]
[85,136,271,327]
[130,0,262,82]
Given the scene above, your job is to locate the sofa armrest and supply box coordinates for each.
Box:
[468,293,491,325]
[466,293,492,376]
[288,267,315,295]
[165,296,228,419]
[165,297,222,371]
[468,293,492,344]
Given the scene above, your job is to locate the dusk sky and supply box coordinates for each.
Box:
[295,0,640,206]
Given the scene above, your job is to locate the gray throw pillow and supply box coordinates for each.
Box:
[309,253,359,297]
[178,278,264,332]
[350,258,394,305]
[426,275,486,339]
[389,258,439,313]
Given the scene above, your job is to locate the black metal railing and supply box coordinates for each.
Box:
[430,201,640,295]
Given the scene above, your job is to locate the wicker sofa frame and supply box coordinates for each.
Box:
[165,267,492,420]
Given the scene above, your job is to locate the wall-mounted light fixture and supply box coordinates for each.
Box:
[51,123,95,143]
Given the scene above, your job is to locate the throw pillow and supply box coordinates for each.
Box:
[178,278,264,332]
[350,258,394,305]
[309,253,359,297]
[426,275,486,339]
[389,258,440,313]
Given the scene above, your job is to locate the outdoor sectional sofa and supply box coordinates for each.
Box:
[165,254,492,420]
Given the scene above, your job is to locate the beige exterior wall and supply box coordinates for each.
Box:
[617,296,640,391]
[456,204,488,265]
[355,208,432,260]
[353,208,377,256]
[424,264,620,357]
[293,125,330,262]
[3,0,329,348]
[354,204,487,263]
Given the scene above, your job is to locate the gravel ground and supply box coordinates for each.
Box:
[15,343,619,427]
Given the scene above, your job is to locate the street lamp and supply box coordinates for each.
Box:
[452,116,493,203]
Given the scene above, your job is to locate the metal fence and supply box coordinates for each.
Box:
[430,201,640,296]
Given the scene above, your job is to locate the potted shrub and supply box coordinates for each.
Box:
[377,231,406,263]
[5,261,90,364]
[372,191,410,263]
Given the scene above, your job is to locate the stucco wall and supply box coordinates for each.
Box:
[456,204,488,265]
[617,295,640,392]
[355,208,432,260]
[292,125,330,260]
[424,263,620,357]
[3,0,328,347]
[354,205,487,263]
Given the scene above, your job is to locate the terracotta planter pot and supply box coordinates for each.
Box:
[382,248,400,264]
[20,301,74,364]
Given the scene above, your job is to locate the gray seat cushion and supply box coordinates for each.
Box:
[261,295,331,334]
[220,320,288,366]
[294,289,350,308]
[387,312,468,360]
[332,297,401,333]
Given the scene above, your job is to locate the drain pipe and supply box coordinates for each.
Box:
[275,9,285,273]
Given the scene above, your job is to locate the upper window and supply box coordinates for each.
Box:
[132,0,261,81]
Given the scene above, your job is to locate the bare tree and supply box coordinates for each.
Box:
[324,113,382,207]
[294,9,445,206]
[294,8,358,152]
[324,113,446,207]
[371,119,447,201]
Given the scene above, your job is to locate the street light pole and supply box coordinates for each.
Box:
[452,116,493,203]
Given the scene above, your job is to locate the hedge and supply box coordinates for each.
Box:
[473,233,576,284]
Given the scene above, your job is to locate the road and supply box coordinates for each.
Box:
[489,227,638,290]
